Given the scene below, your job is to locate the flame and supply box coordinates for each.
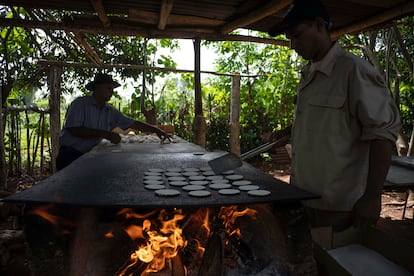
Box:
[118,209,187,275]
[218,206,257,242]
[28,204,74,235]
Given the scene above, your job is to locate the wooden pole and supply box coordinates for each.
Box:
[192,38,206,147]
[229,73,241,156]
[48,65,62,174]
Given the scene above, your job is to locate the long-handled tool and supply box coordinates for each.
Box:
[208,136,290,174]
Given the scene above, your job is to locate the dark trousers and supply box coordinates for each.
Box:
[56,146,84,171]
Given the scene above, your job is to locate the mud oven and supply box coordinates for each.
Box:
[4,137,317,275]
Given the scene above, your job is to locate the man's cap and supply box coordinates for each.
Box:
[85,73,121,91]
[268,0,330,36]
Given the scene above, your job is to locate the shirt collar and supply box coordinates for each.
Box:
[303,42,342,76]
[88,95,110,110]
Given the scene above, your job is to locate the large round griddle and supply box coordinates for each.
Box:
[2,141,318,207]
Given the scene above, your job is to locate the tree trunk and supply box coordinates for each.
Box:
[229,73,241,156]
[0,86,7,190]
[48,65,62,174]
[192,38,206,147]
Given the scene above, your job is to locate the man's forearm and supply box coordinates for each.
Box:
[68,127,112,139]
[366,139,393,197]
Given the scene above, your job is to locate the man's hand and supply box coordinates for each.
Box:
[106,132,121,144]
[156,129,172,144]
[352,193,381,228]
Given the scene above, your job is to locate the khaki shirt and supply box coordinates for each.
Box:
[291,42,401,211]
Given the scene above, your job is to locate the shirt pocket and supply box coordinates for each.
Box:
[305,95,347,134]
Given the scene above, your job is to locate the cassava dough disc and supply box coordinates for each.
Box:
[211,179,229,184]
[202,171,216,176]
[247,190,271,196]
[183,171,199,177]
[200,166,212,171]
[144,180,163,185]
[221,170,234,175]
[225,175,244,181]
[206,175,223,181]
[169,181,188,187]
[155,189,180,197]
[167,168,182,172]
[144,171,162,176]
[189,180,209,186]
[182,185,206,191]
[148,168,164,173]
[232,180,252,186]
[239,185,260,191]
[168,176,186,181]
[209,183,232,190]
[165,172,182,177]
[189,175,206,181]
[218,189,240,195]
[183,167,199,172]
[188,190,211,197]
[145,184,166,190]
[144,175,163,180]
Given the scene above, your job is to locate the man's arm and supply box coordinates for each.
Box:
[68,127,121,144]
[352,139,393,227]
[129,121,172,140]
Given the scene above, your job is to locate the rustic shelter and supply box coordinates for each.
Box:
[1,0,413,172]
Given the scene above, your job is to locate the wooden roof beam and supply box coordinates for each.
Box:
[331,1,414,39]
[90,0,111,28]
[158,0,174,30]
[72,32,104,66]
[219,0,293,34]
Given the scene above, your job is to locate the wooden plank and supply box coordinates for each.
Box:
[219,0,293,34]
[158,0,174,30]
[90,0,111,28]
[48,65,62,174]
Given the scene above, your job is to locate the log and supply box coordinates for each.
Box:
[229,73,241,156]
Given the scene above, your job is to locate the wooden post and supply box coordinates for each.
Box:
[48,65,62,173]
[192,38,206,147]
[0,85,7,190]
[229,73,241,156]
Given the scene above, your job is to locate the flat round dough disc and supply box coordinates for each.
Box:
[239,185,260,191]
[211,179,229,184]
[248,189,271,196]
[144,180,163,185]
[232,180,252,186]
[148,168,164,173]
[221,170,234,175]
[168,176,186,181]
[167,168,182,172]
[225,175,244,181]
[189,180,209,186]
[165,172,182,177]
[183,171,199,177]
[169,181,188,187]
[183,168,200,172]
[144,175,163,181]
[200,166,212,171]
[155,189,180,197]
[182,185,206,191]
[189,175,206,181]
[209,183,232,190]
[188,190,211,197]
[218,189,240,195]
[144,171,162,176]
[206,175,223,181]
[145,184,166,190]
[202,171,216,176]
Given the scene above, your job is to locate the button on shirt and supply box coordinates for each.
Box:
[59,95,134,153]
[291,42,401,211]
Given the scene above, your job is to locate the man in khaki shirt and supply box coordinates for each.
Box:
[269,0,401,231]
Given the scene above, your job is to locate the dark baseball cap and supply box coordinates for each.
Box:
[268,0,331,36]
